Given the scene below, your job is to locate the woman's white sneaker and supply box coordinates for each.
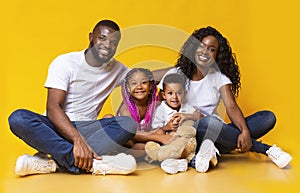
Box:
[195,139,220,173]
[266,145,292,168]
[161,159,188,174]
[15,154,57,176]
[92,153,137,175]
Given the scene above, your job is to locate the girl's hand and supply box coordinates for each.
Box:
[159,134,176,145]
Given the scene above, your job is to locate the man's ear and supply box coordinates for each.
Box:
[89,32,93,43]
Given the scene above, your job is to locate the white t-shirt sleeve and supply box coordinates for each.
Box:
[114,61,130,87]
[151,105,167,129]
[44,55,71,91]
[214,70,232,90]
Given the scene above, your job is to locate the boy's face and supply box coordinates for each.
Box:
[162,83,185,111]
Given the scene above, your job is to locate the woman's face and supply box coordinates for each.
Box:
[127,71,151,101]
[194,35,219,68]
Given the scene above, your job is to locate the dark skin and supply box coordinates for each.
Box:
[194,35,252,152]
[46,25,121,172]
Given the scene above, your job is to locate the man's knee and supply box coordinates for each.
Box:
[116,116,137,135]
[8,109,29,131]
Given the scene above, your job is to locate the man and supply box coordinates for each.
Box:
[8,20,137,176]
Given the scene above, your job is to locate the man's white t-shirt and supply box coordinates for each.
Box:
[151,101,196,129]
[158,67,232,119]
[44,50,130,121]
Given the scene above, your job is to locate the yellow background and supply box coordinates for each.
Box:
[1,0,299,191]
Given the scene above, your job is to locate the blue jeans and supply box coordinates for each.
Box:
[190,110,276,167]
[8,109,137,174]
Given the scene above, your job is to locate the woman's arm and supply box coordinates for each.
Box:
[220,84,252,152]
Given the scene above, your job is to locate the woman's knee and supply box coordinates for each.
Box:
[195,115,221,129]
[259,110,276,128]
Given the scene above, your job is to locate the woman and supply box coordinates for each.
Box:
[159,26,292,173]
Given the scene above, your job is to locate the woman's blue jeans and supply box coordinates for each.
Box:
[8,109,137,174]
[190,110,276,167]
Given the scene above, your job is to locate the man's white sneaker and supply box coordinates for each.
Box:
[15,154,57,176]
[266,145,292,168]
[92,153,137,175]
[195,139,220,173]
[161,159,188,174]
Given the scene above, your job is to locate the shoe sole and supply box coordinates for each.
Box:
[277,155,292,168]
[195,139,217,173]
[93,153,137,175]
[161,159,188,174]
[15,154,29,176]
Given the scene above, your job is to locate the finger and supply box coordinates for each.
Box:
[87,157,93,171]
[74,156,79,167]
[77,157,84,169]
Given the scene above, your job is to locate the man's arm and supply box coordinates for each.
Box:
[46,88,98,171]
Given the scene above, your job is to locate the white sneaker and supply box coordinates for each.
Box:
[92,153,137,175]
[266,145,292,168]
[15,154,57,176]
[161,159,188,174]
[195,139,220,173]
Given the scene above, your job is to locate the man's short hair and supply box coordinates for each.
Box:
[92,19,120,33]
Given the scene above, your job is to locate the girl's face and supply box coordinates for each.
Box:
[127,71,151,101]
[194,35,219,68]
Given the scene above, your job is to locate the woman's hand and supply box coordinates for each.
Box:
[236,130,252,152]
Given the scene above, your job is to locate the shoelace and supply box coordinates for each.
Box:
[94,161,114,175]
[31,159,53,172]
[269,146,282,160]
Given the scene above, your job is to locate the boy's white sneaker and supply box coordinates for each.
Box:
[266,145,292,168]
[92,153,137,175]
[161,159,188,174]
[15,154,57,176]
[195,139,220,173]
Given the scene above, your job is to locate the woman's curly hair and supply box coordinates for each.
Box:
[175,26,241,97]
[121,68,158,131]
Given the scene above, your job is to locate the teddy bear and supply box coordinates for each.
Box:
[145,120,197,162]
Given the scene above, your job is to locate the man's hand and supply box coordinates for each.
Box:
[73,135,100,172]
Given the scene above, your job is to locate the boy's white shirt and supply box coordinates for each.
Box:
[151,101,196,129]
[157,67,231,120]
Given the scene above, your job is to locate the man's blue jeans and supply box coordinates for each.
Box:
[190,110,276,167]
[8,109,137,174]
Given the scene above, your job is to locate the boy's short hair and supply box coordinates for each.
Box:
[162,73,186,91]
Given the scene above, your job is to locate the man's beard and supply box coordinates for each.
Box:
[90,42,113,63]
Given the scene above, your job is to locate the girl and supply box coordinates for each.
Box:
[118,68,174,157]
